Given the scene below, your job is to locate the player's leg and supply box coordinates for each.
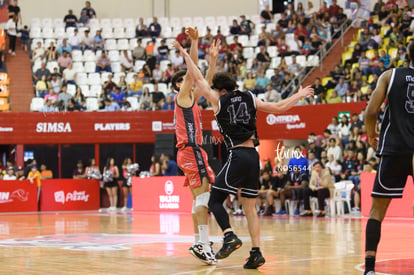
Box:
[241,197,260,247]
[364,154,412,274]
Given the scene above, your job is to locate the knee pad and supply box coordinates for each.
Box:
[192,200,196,214]
[195,192,210,209]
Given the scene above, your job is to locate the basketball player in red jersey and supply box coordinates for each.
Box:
[171,27,219,265]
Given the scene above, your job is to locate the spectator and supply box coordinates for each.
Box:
[73,161,86,178]
[260,4,273,23]
[8,0,21,25]
[96,51,112,73]
[58,85,73,110]
[287,146,309,175]
[171,50,184,70]
[6,15,17,56]
[133,38,146,61]
[230,19,242,35]
[308,140,323,160]
[257,170,273,214]
[338,115,351,145]
[311,77,325,104]
[44,90,58,104]
[3,167,16,180]
[62,63,76,85]
[240,15,255,36]
[243,72,256,91]
[254,71,269,94]
[46,41,58,61]
[39,164,53,179]
[161,154,178,176]
[326,90,342,103]
[327,116,339,136]
[288,55,302,76]
[81,1,96,19]
[35,75,49,98]
[104,98,120,111]
[128,74,143,96]
[93,29,104,51]
[33,62,51,83]
[176,27,188,45]
[20,25,29,53]
[326,154,342,182]
[135,17,148,37]
[58,39,72,55]
[28,165,41,204]
[149,155,162,176]
[328,0,341,19]
[103,74,117,94]
[152,63,164,83]
[73,88,86,110]
[63,9,78,29]
[263,84,280,102]
[280,166,309,215]
[327,137,342,161]
[120,50,133,72]
[151,83,165,107]
[16,166,25,180]
[277,38,290,57]
[32,41,46,63]
[80,29,94,51]
[79,10,90,27]
[256,45,271,71]
[264,169,287,215]
[68,28,82,50]
[161,96,175,110]
[157,39,169,62]
[57,50,72,74]
[110,87,126,107]
[301,161,333,217]
[350,112,363,131]
[229,36,243,53]
[148,17,161,37]
[335,77,348,99]
[341,149,358,181]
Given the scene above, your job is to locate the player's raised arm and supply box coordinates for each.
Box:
[172,41,219,108]
[364,69,391,149]
[187,27,199,65]
[255,85,314,114]
[194,39,221,100]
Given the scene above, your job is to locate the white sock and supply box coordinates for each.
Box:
[198,225,209,244]
[194,233,200,244]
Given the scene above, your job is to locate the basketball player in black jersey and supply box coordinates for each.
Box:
[173,40,313,269]
[364,42,414,275]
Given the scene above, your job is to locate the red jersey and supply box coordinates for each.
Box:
[174,95,203,149]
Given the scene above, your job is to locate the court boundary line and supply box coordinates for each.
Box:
[354,257,414,275]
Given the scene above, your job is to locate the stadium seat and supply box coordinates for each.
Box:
[296,55,307,67]
[105,39,117,51]
[0,99,10,111]
[41,27,54,39]
[71,50,83,62]
[117,39,130,50]
[46,61,58,72]
[101,27,113,39]
[89,85,102,97]
[0,85,10,98]
[124,18,135,28]
[134,60,146,71]
[143,83,154,92]
[53,18,65,28]
[100,18,112,29]
[83,50,96,62]
[108,50,120,62]
[243,47,254,59]
[169,17,181,29]
[307,55,319,67]
[112,18,123,29]
[270,57,281,69]
[30,97,44,111]
[79,85,91,97]
[76,72,88,86]
[67,84,77,96]
[30,27,42,39]
[88,73,101,86]
[111,62,122,73]
[158,83,168,95]
[54,26,66,39]
[113,72,125,84]
[31,18,41,27]
[84,61,96,73]
[72,62,85,73]
[388,48,398,59]
[126,96,139,110]
[114,27,126,38]
[86,97,99,111]
[160,60,171,72]
[181,17,193,26]
[365,49,376,59]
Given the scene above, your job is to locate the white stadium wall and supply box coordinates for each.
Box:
[19,0,259,26]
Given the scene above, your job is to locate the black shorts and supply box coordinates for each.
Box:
[104,180,118,188]
[372,154,413,198]
[212,147,260,198]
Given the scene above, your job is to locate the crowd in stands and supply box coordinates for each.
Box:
[28,0,356,112]
[247,110,375,217]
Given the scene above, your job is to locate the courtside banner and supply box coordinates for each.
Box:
[360,172,414,218]
[0,102,365,144]
[41,179,100,211]
[0,180,38,212]
[132,177,192,213]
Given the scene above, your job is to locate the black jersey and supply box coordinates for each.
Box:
[215,90,258,148]
[377,67,414,156]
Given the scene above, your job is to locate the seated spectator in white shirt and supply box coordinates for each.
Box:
[68,28,82,50]
[264,84,280,102]
[3,167,16,180]
[62,63,76,85]
[120,50,133,72]
[80,29,93,51]
[32,41,46,63]
[171,50,184,70]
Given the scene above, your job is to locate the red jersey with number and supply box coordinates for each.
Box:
[174,95,203,149]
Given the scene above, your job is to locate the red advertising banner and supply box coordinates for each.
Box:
[41,179,100,211]
[0,102,366,144]
[0,180,38,212]
[361,172,414,218]
[132,176,193,213]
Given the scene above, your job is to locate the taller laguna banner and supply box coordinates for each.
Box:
[0,102,365,144]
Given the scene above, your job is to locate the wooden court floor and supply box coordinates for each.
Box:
[0,211,412,275]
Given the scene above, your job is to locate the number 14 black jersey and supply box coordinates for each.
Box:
[215,90,259,148]
[377,67,414,156]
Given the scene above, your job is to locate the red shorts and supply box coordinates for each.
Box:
[177,146,215,189]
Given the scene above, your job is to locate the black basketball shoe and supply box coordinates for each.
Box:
[243,249,265,269]
[215,234,242,259]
